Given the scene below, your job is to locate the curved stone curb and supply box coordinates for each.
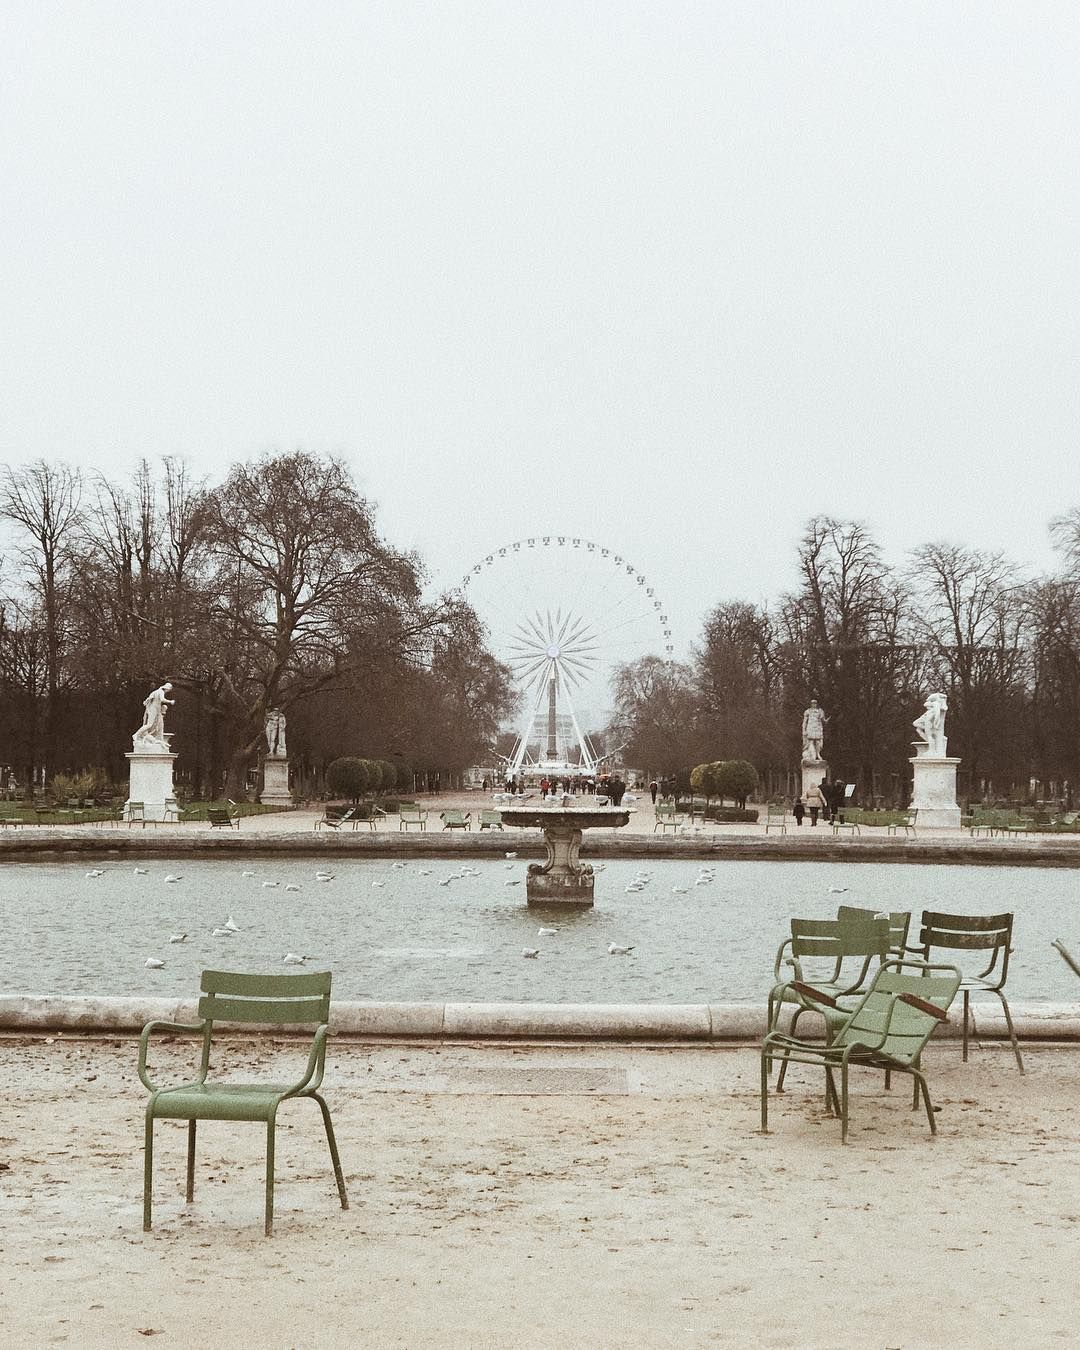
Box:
[2,995,1079,1041]
[4,828,1080,866]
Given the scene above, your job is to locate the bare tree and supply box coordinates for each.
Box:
[0,461,83,773]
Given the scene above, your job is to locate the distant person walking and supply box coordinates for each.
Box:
[804,782,825,826]
[649,779,659,805]
[792,797,806,826]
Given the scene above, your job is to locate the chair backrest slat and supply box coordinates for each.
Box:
[790,916,890,958]
[198,993,329,1024]
[837,905,911,951]
[199,970,331,1024]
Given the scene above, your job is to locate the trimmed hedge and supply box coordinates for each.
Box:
[703,806,760,823]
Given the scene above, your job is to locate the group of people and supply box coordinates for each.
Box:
[792,778,847,827]
[501,773,625,803]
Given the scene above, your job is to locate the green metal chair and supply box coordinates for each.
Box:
[140,969,348,1236]
[440,809,471,831]
[761,959,962,1142]
[836,904,912,956]
[478,809,504,830]
[908,911,1024,1073]
[653,800,682,834]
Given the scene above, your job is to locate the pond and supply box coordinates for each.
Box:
[2,856,1076,1004]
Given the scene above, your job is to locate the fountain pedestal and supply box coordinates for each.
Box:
[499,806,630,906]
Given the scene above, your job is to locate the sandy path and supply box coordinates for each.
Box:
[1,1036,1078,1349]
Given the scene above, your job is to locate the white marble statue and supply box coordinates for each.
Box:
[133,681,175,750]
[913,691,948,757]
[265,708,287,758]
[801,700,827,762]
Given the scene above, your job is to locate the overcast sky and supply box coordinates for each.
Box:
[2,1,1078,660]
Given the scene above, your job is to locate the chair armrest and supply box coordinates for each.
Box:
[897,992,949,1022]
[790,981,840,1009]
[282,1024,330,1097]
[773,938,793,981]
[138,1020,208,1092]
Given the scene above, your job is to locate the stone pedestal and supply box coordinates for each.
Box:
[909,754,962,828]
[125,749,177,822]
[260,756,292,807]
[801,759,829,799]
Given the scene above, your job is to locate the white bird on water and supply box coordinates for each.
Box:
[224,916,240,932]
[608,943,635,956]
[537,927,559,936]
[168,933,187,944]
[211,926,233,938]
[418,868,432,876]
[285,884,302,892]
[315,871,334,881]
[282,952,307,965]
[371,880,385,888]
[521,947,540,959]
[164,874,181,884]
[504,879,521,887]
[391,862,407,870]
[671,886,689,894]
[828,886,849,894]
[85,869,104,878]
[133,867,148,876]
[505,852,517,859]
[145,957,165,969]
[242,870,256,878]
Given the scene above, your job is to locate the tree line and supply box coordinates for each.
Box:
[0,452,516,799]
[611,514,1080,807]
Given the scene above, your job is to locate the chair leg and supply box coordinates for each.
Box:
[186,1120,197,1202]
[998,993,1025,1074]
[824,1065,840,1117]
[760,1049,770,1131]
[840,1063,850,1143]
[313,1094,349,1210]
[265,1112,276,1237]
[143,1108,155,1232]
[917,1072,936,1134]
[775,1008,803,1091]
[962,989,970,1061]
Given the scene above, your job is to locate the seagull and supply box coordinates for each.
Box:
[439,877,455,886]
[262,881,280,889]
[211,926,233,937]
[505,864,516,870]
[285,883,302,892]
[391,862,407,870]
[133,867,149,876]
[168,933,188,944]
[418,868,432,876]
[504,879,521,886]
[828,886,849,894]
[608,943,635,956]
[144,957,165,969]
[537,927,559,936]
[85,869,104,878]
[224,917,240,932]
[505,852,517,859]
[521,947,540,958]
[282,952,307,965]
[672,886,689,894]
[242,870,256,878]
[163,874,181,884]
[372,880,385,888]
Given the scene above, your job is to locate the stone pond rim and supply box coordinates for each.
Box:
[2,829,1080,866]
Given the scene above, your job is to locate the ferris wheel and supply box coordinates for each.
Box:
[460,536,674,775]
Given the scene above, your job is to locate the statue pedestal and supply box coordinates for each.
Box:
[126,749,177,822]
[260,756,292,807]
[910,755,961,828]
[801,759,829,799]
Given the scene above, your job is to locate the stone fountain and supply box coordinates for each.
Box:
[499,802,630,905]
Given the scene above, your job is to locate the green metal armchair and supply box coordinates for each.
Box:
[140,969,348,1236]
[761,959,962,1142]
